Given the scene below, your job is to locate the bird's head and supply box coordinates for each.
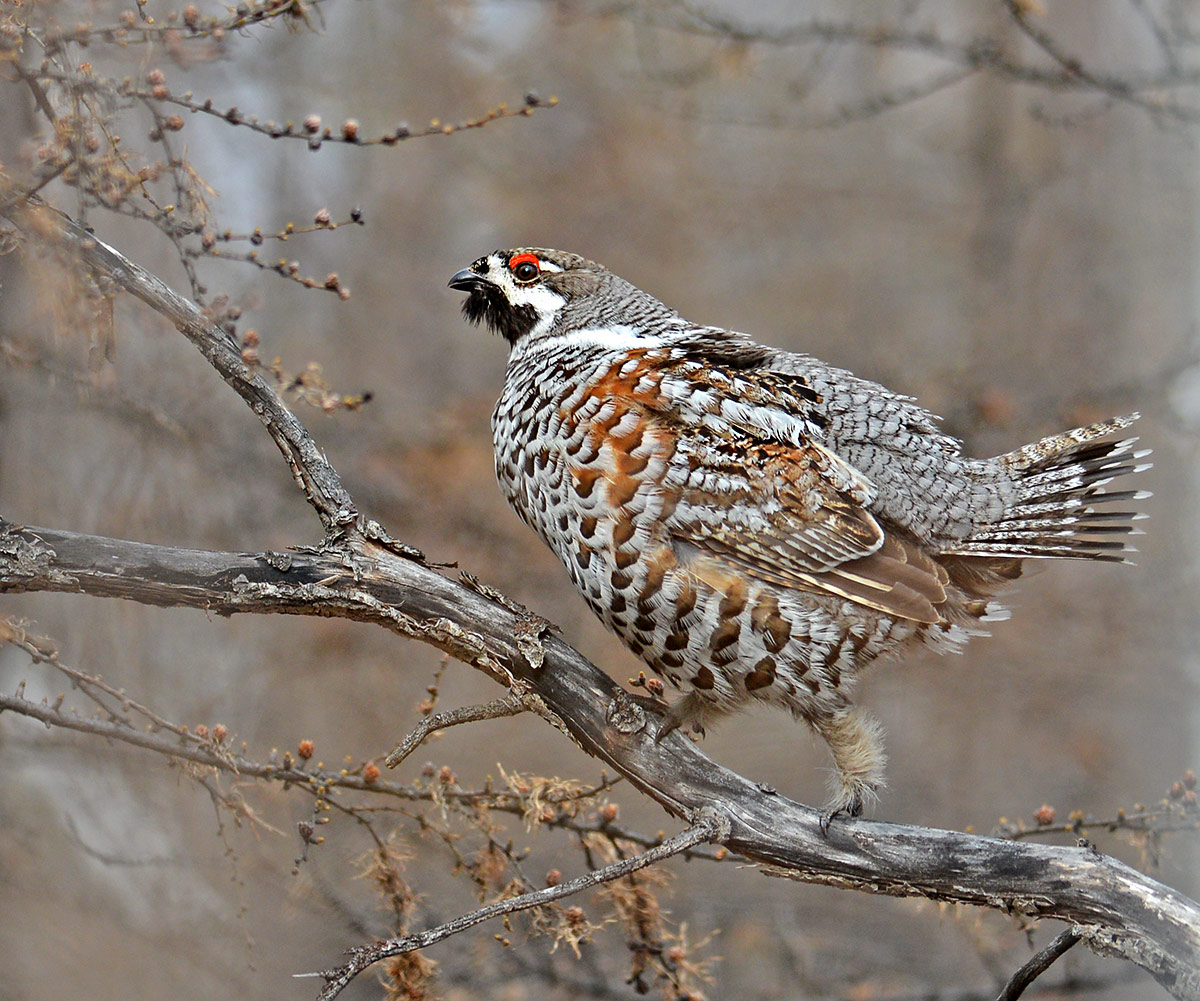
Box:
[448,248,605,346]
[450,248,768,367]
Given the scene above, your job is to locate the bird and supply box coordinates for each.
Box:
[449,248,1150,824]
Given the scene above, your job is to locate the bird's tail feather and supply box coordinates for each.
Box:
[946,414,1151,562]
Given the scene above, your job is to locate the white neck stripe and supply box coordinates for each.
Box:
[517,326,664,358]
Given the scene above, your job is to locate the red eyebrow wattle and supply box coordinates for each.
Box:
[509,252,540,271]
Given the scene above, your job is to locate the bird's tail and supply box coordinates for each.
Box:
[946,414,1151,562]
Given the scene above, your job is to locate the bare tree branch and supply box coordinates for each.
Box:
[1001,0,1179,120]
[385,695,528,767]
[2,518,1198,997]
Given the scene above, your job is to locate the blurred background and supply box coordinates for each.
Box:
[1,2,1197,999]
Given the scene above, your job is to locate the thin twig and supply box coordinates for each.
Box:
[385,695,527,767]
[304,812,729,1001]
[0,635,631,832]
[1002,0,1196,122]
[0,161,68,215]
[116,85,558,146]
[995,928,1083,1001]
[804,65,976,128]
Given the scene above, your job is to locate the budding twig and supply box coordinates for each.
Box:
[385,695,528,768]
[305,812,728,1001]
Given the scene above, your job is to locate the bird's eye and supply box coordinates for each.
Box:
[509,253,541,284]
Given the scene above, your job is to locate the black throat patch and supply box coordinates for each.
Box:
[461,284,539,346]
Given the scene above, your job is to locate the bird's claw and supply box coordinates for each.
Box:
[818,794,864,837]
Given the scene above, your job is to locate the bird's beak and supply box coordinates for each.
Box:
[448,268,487,292]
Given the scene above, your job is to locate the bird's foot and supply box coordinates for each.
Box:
[813,706,885,836]
[621,689,711,743]
[652,691,712,743]
[613,691,692,743]
[818,791,864,837]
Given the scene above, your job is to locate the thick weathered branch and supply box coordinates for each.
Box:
[2,519,1198,998]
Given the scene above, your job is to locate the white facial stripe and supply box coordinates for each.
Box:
[509,282,567,315]
[538,260,564,272]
